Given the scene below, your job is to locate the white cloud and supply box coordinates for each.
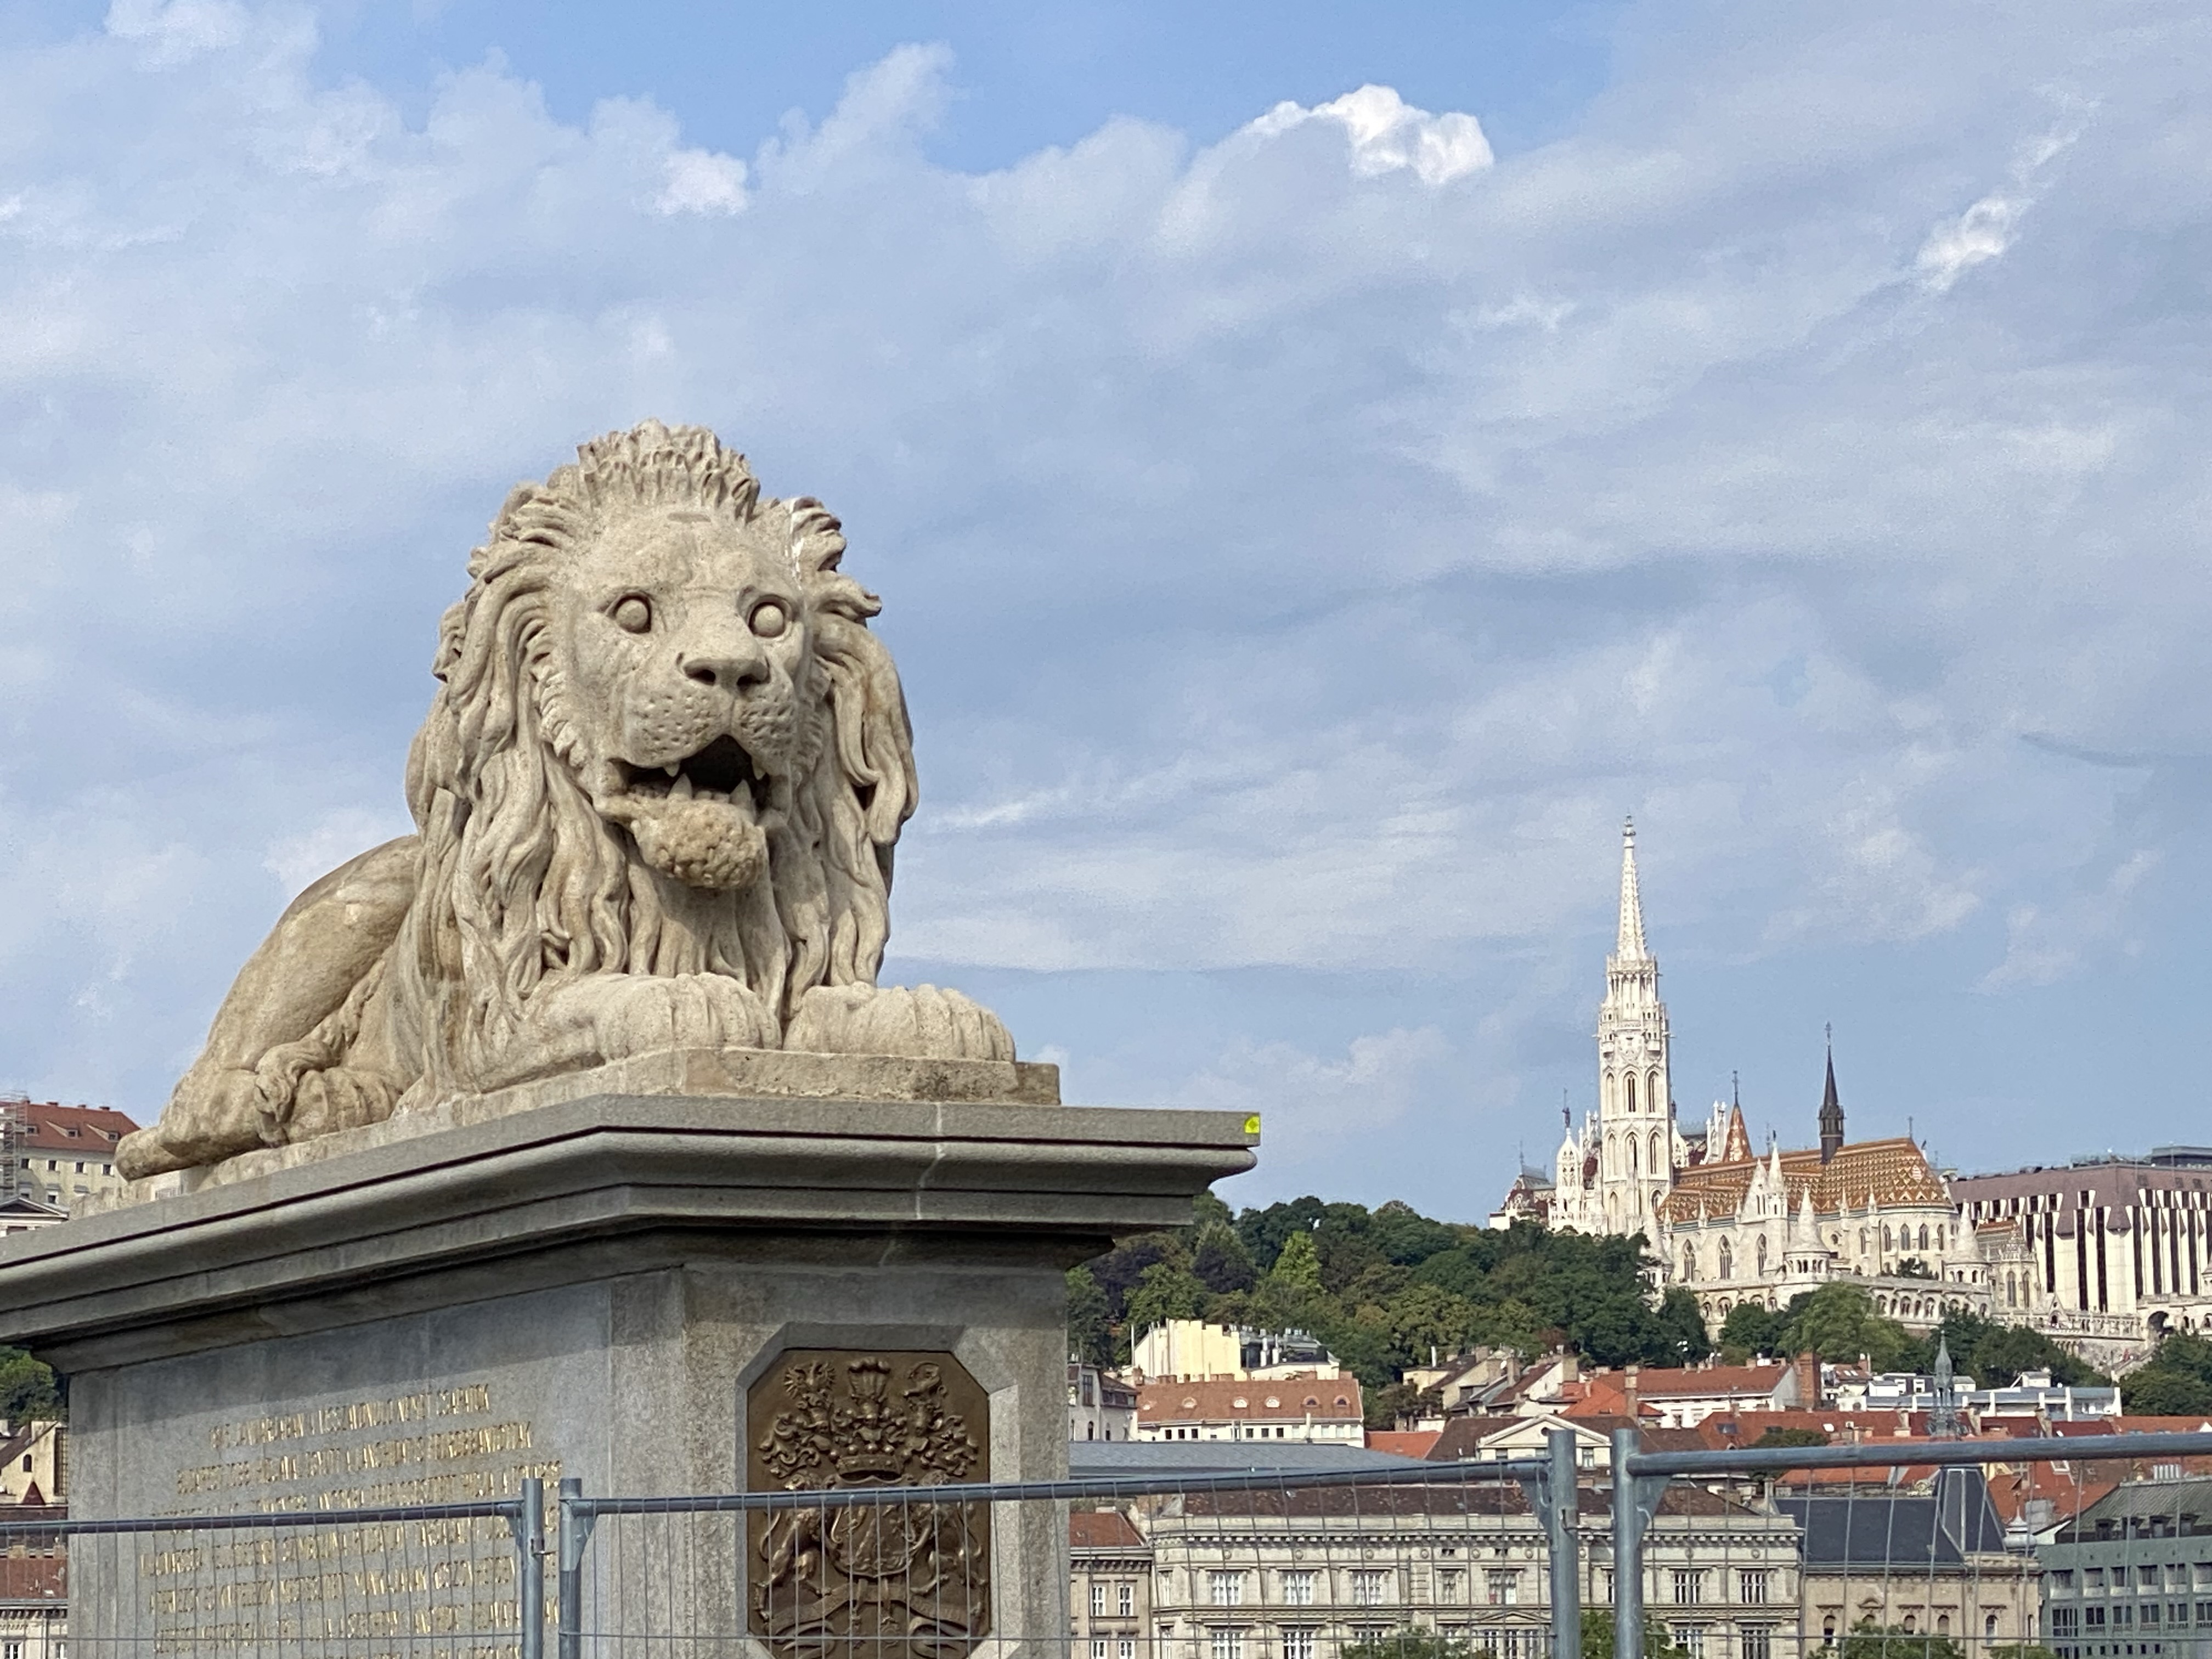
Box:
[0,0,2202,1158]
[656,148,748,216]
[1248,84,1493,185]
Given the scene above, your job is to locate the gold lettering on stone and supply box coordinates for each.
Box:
[747,1351,990,1659]
[144,1381,556,1656]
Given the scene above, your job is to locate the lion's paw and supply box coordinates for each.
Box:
[115,1065,271,1180]
[784,984,1015,1063]
[544,972,781,1061]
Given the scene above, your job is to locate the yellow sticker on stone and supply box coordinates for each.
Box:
[1243,1114,1262,1136]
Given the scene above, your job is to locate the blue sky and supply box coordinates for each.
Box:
[0,0,2206,1216]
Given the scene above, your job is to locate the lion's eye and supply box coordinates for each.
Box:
[611,596,652,634]
[749,600,789,640]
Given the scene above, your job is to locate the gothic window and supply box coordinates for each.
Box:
[2006,1272,2018,1307]
[1651,1129,1664,1173]
[1683,1244,1697,1281]
[1648,1072,1662,1115]
[1628,1137,1639,1176]
[1756,1235,1769,1277]
[1626,1074,1638,1111]
[1718,1239,1733,1280]
[1882,1226,1893,1251]
[1918,1224,1929,1251]
[1859,1229,1869,1256]
[1937,1226,1946,1251]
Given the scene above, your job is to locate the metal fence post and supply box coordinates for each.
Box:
[556,1475,596,1659]
[518,1476,546,1659]
[1609,1427,1650,1659]
[1547,1427,1582,1659]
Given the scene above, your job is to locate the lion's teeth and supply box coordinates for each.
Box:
[670,773,695,800]
[663,764,680,779]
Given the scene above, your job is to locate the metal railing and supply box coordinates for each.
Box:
[11,1426,2211,1657]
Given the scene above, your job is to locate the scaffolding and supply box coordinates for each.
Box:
[0,1088,25,1201]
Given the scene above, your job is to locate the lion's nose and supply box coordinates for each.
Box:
[678,638,769,691]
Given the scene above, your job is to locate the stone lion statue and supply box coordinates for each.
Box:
[117,421,1011,1178]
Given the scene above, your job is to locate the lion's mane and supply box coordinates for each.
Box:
[373,422,918,1099]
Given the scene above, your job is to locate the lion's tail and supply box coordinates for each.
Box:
[252,957,398,1144]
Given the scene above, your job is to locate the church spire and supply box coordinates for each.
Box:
[1819,1026,1844,1164]
[1617,817,1650,961]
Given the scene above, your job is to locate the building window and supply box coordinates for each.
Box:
[2196,1565,2212,1589]
[1282,1572,1316,1607]
[1438,1569,1465,1603]
[1094,1585,1108,1617]
[1282,1633,1316,1659]
[1987,1615,2000,1639]
[1737,1571,1770,1605]
[1484,1570,1518,1606]
[2086,1570,2107,1591]
[1719,1239,1733,1280]
[1354,1570,1389,1607]
[1672,1571,1706,1605]
[1740,1625,1773,1659]
[2140,1567,2162,1590]
[2141,1605,2161,1628]
[1208,1629,1243,1659]
[1119,1644,1135,1659]
[1095,1641,1111,1659]
[1673,1627,1706,1659]
[1208,1573,1244,1609]
[1822,1619,1837,1648]
[2197,1602,2212,1624]
[1120,1583,1136,1617]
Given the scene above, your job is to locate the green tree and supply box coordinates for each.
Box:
[1066,1266,1114,1369]
[0,1347,61,1423]
[1580,1611,1692,1659]
[1837,1624,1964,1659]
[1381,1283,1482,1364]
[1654,1286,1712,1363]
[1192,1221,1259,1294]
[1782,1283,1916,1369]
[2123,1334,2212,1414]
[1717,1302,1787,1362]
[1269,1229,1325,1294]
[1124,1260,1208,1341]
[1752,1425,1829,1448]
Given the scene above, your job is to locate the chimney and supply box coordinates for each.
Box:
[1625,1363,1640,1418]
[1559,1351,1578,1386]
[1793,1352,1820,1409]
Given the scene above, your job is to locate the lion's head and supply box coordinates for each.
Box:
[397,420,917,1089]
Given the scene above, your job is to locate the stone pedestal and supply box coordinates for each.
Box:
[0,1060,1256,1655]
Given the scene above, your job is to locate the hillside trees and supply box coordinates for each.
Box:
[1071,1196,1709,1417]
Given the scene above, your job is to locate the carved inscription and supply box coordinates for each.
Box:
[747,1351,991,1659]
[137,1380,560,1657]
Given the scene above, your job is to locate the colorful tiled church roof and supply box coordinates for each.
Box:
[1660,1135,1949,1224]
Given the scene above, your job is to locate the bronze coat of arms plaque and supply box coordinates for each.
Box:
[747,1350,991,1659]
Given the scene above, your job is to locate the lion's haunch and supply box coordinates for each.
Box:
[625,798,770,891]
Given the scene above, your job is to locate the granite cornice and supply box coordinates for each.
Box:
[0,1091,1256,1369]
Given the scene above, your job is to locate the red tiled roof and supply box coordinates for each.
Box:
[1137,1376,1363,1423]
[1627,1364,1797,1400]
[1368,1430,1442,1458]
[7,1101,141,1153]
[1069,1510,1146,1550]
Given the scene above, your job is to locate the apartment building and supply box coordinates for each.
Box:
[2040,1476,2212,1659]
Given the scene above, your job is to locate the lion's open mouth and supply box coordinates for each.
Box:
[617,735,768,816]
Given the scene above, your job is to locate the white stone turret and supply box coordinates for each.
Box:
[1593,818,1675,1237]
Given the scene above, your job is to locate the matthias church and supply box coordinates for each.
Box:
[1494,822,2042,1341]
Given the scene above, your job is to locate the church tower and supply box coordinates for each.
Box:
[1818,1035,1845,1164]
[1596,819,1675,1235]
